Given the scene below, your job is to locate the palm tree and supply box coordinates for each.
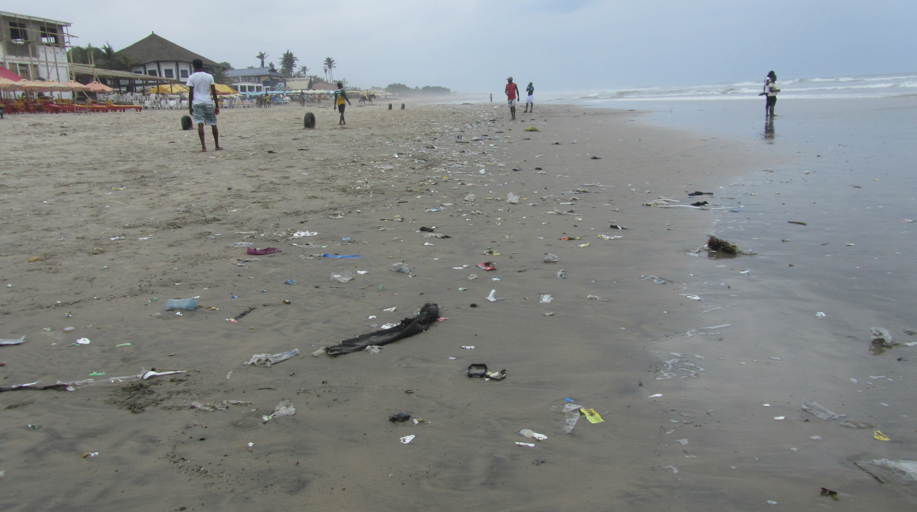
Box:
[256,51,269,68]
[323,57,336,82]
[280,50,298,77]
[212,67,228,85]
[101,42,117,69]
[298,65,309,77]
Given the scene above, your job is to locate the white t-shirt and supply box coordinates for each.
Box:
[186,71,215,105]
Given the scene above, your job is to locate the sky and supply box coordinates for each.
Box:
[4,0,914,93]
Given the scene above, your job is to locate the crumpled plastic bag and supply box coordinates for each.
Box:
[244,349,299,367]
[855,459,917,485]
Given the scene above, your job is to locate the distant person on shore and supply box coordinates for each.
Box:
[505,77,520,120]
[762,71,780,117]
[490,93,492,102]
[523,82,534,113]
[333,82,352,125]
[186,58,221,152]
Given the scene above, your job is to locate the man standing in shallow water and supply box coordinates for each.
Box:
[505,77,520,120]
[186,59,222,152]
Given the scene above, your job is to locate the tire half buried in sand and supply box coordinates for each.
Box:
[303,112,316,129]
[180,115,193,130]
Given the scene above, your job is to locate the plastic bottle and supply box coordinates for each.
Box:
[801,399,841,420]
[165,298,198,311]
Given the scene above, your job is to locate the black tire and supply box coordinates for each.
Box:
[180,115,193,130]
[304,112,316,129]
[388,103,392,110]
[401,103,405,110]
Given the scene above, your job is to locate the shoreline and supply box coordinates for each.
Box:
[0,102,912,511]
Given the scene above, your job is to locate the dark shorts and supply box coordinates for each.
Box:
[766,96,777,107]
[338,104,346,114]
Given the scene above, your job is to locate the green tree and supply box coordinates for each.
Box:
[268,62,277,72]
[256,51,269,68]
[101,42,117,69]
[298,65,309,77]
[219,61,234,71]
[323,57,336,82]
[212,68,229,85]
[385,83,412,95]
[280,50,298,77]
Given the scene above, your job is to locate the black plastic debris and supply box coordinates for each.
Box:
[324,303,440,356]
[687,191,713,197]
[389,413,411,423]
[707,236,738,256]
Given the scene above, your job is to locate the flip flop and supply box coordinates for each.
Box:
[247,247,281,255]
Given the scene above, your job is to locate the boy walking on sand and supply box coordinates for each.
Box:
[186,59,222,152]
[505,77,520,120]
[333,82,352,125]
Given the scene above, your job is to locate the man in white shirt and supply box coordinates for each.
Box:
[186,59,222,152]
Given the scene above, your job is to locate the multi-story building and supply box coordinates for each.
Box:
[225,67,286,94]
[0,11,71,82]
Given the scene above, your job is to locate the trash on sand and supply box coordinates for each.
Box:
[515,442,536,447]
[556,269,566,278]
[234,307,256,320]
[598,234,622,240]
[391,263,410,273]
[643,275,666,284]
[461,345,475,349]
[801,399,843,420]
[324,303,439,357]
[540,294,553,304]
[165,299,198,311]
[228,242,254,248]
[486,289,504,302]
[649,394,663,398]
[854,459,917,484]
[263,400,296,421]
[586,294,609,301]
[400,435,415,444]
[322,253,361,258]
[331,270,354,283]
[788,221,808,226]
[142,370,186,380]
[816,312,827,318]
[820,488,839,501]
[687,191,713,197]
[707,236,738,256]
[840,421,875,429]
[609,224,628,230]
[364,345,383,354]
[581,408,604,424]
[518,429,548,441]
[390,413,411,423]
[507,192,520,204]
[292,231,317,237]
[191,400,252,412]
[71,338,91,346]
[873,430,891,441]
[0,336,26,346]
[244,348,300,367]
[466,363,506,380]
[476,262,496,271]
[544,253,559,263]
[870,327,897,354]
[247,247,281,255]
[562,403,584,433]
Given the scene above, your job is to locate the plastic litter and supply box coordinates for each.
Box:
[391,263,410,273]
[322,254,361,258]
[390,413,411,423]
[515,442,536,447]
[331,270,354,283]
[486,289,504,302]
[262,400,296,421]
[400,435,415,444]
[507,192,520,204]
[324,303,439,357]
[580,408,604,424]
[540,294,553,304]
[243,349,300,367]
[556,269,565,278]
[0,336,26,346]
[543,253,559,263]
[801,399,843,420]
[142,370,185,380]
[476,262,496,271]
[562,403,584,433]
[874,430,891,441]
[165,298,198,311]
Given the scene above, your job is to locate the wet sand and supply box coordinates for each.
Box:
[0,102,913,511]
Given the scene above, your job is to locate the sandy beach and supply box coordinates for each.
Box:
[0,101,914,511]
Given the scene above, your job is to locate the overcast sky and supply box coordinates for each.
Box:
[6,0,914,93]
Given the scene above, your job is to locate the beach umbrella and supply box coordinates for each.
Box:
[17,80,52,92]
[63,80,90,92]
[214,84,237,95]
[37,80,71,92]
[0,78,20,91]
[147,84,187,95]
[86,81,114,93]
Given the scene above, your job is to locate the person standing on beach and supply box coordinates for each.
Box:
[523,82,534,113]
[186,58,222,152]
[763,71,780,117]
[505,77,520,120]
[333,82,352,125]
